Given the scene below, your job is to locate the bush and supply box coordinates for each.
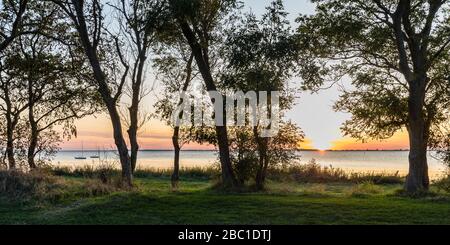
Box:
[82,178,127,197]
[51,164,119,181]
[348,182,384,197]
[433,175,450,193]
[266,161,404,185]
[0,170,66,202]
[234,156,258,185]
[52,165,219,180]
[0,168,131,202]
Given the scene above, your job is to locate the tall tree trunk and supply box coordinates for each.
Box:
[128,104,139,173]
[128,52,146,173]
[27,79,38,170]
[71,1,132,185]
[172,126,181,188]
[83,50,132,186]
[27,133,38,169]
[405,81,430,192]
[6,128,15,170]
[176,19,238,187]
[27,120,38,170]
[108,102,133,186]
[5,112,16,170]
[216,126,237,187]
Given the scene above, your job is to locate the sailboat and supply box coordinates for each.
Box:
[74,142,87,160]
[90,147,100,159]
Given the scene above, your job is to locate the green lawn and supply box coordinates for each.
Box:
[1,177,450,225]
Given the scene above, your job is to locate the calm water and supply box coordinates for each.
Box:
[53,150,447,179]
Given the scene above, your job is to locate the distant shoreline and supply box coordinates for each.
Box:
[58,149,413,152]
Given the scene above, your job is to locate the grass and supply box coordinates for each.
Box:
[1,174,450,225]
[50,161,404,185]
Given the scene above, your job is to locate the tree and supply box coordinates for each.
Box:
[153,38,195,188]
[168,0,240,187]
[111,0,168,173]
[221,0,299,189]
[51,0,133,185]
[0,58,29,169]
[17,33,98,169]
[296,0,450,192]
[0,1,98,170]
[0,0,35,169]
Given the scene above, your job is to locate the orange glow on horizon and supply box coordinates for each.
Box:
[61,116,411,151]
[331,131,410,151]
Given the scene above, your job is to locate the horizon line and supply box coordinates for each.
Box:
[59,148,412,152]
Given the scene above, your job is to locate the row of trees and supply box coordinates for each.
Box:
[0,0,449,193]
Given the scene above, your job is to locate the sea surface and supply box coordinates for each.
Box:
[53,150,448,179]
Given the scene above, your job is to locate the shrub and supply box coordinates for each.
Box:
[82,178,126,197]
[348,181,384,197]
[433,175,450,193]
[266,161,404,185]
[0,170,66,202]
[0,167,130,202]
[234,156,258,185]
[51,164,119,181]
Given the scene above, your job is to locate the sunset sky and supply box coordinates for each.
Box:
[60,0,410,151]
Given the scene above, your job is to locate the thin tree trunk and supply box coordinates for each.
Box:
[176,19,238,187]
[253,127,265,190]
[253,92,271,190]
[171,54,194,189]
[128,104,139,173]
[6,129,16,170]
[27,79,38,170]
[27,122,38,170]
[172,126,181,188]
[27,131,38,169]
[405,81,430,192]
[128,52,146,173]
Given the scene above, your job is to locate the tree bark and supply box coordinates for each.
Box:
[5,108,18,170]
[27,129,38,170]
[405,81,430,192]
[171,126,181,188]
[128,51,146,173]
[253,127,266,190]
[108,101,133,186]
[6,128,16,169]
[27,106,38,170]
[128,102,139,173]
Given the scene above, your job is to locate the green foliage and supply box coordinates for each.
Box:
[222,0,297,109]
[296,0,450,146]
